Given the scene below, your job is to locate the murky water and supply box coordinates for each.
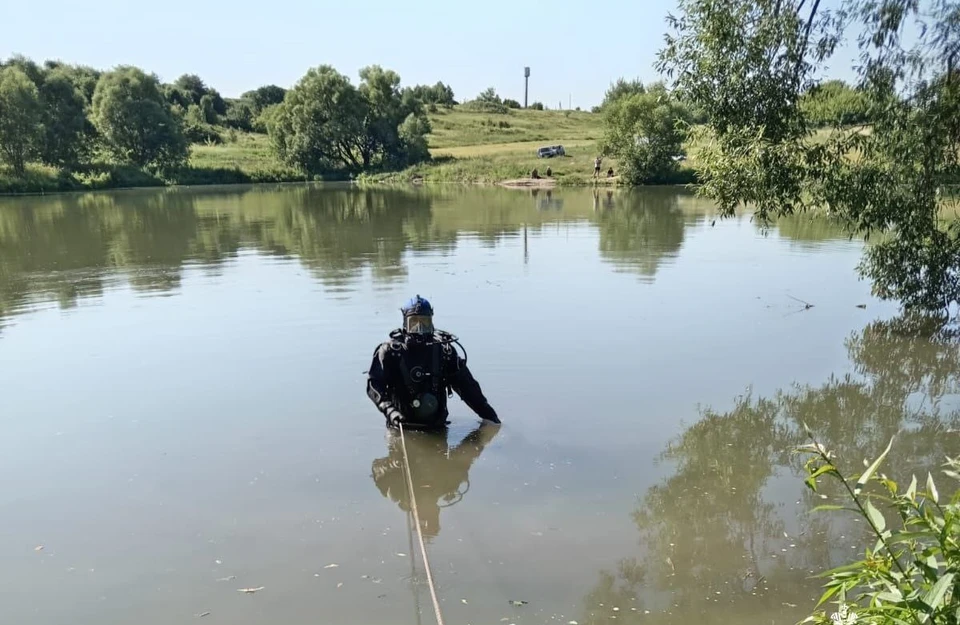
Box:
[1,185,957,625]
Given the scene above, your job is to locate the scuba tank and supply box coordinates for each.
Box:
[388,329,467,423]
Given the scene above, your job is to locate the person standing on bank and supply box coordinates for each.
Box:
[366,295,500,429]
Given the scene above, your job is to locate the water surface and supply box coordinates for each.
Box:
[1,185,957,625]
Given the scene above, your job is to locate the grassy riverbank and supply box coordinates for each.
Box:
[0,107,699,194]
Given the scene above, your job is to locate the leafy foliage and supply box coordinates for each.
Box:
[0,66,42,176]
[91,66,189,171]
[798,429,960,625]
[800,79,871,127]
[268,65,431,175]
[405,82,455,107]
[461,87,509,113]
[656,0,960,313]
[37,68,90,168]
[241,85,286,114]
[600,77,647,109]
[600,84,691,184]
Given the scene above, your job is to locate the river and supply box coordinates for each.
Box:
[1,184,957,625]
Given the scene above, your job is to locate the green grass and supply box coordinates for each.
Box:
[426,107,604,149]
[0,106,687,195]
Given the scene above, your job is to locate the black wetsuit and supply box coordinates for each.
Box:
[366,329,499,428]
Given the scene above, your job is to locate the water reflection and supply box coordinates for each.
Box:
[0,185,850,331]
[370,424,500,541]
[596,189,685,282]
[578,315,960,625]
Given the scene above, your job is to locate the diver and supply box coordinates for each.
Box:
[370,424,500,540]
[366,295,500,429]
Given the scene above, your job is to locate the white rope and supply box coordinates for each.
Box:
[398,422,446,625]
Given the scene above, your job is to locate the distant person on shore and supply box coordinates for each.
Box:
[607,167,614,178]
[593,156,602,179]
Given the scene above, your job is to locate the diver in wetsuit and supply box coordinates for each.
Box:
[366,295,500,429]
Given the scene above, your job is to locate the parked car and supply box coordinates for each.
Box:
[536,145,566,158]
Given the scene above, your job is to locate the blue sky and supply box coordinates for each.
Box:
[2,0,858,108]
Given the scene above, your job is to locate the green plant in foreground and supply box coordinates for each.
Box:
[797,427,960,625]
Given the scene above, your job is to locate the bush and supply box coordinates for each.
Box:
[503,98,521,109]
[529,101,545,110]
[183,121,222,145]
[798,428,960,625]
[461,100,509,114]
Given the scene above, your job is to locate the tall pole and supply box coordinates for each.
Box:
[524,67,530,108]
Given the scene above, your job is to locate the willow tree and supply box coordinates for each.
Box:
[658,0,960,313]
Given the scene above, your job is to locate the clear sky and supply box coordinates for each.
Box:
[2,0,859,108]
[0,0,694,108]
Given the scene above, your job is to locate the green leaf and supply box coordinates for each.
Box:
[921,572,953,611]
[856,436,895,496]
[906,475,918,501]
[888,530,937,544]
[865,498,886,533]
[927,472,939,504]
[877,588,904,603]
[811,504,859,513]
[815,583,841,607]
[819,560,868,577]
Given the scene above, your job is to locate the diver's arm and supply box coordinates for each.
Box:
[367,346,403,424]
[449,356,500,423]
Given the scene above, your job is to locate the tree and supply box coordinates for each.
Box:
[600,77,646,109]
[799,79,870,127]
[223,99,255,131]
[657,0,960,313]
[37,68,89,168]
[268,65,367,173]
[398,112,432,165]
[600,85,690,184]
[241,85,286,113]
[269,64,429,174]
[0,66,42,176]
[199,93,219,124]
[41,62,100,105]
[173,74,207,105]
[358,65,405,167]
[91,66,189,171]
[476,87,501,104]
[503,98,521,109]
[405,82,456,107]
[1,55,44,88]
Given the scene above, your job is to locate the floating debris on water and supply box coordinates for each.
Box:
[509,600,528,607]
[337,582,343,588]
[237,587,264,594]
[216,576,236,582]
[198,611,211,618]
[396,553,407,557]
[34,546,44,552]
[215,560,222,565]
[324,563,339,569]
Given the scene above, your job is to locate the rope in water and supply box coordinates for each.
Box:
[398,422,446,625]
